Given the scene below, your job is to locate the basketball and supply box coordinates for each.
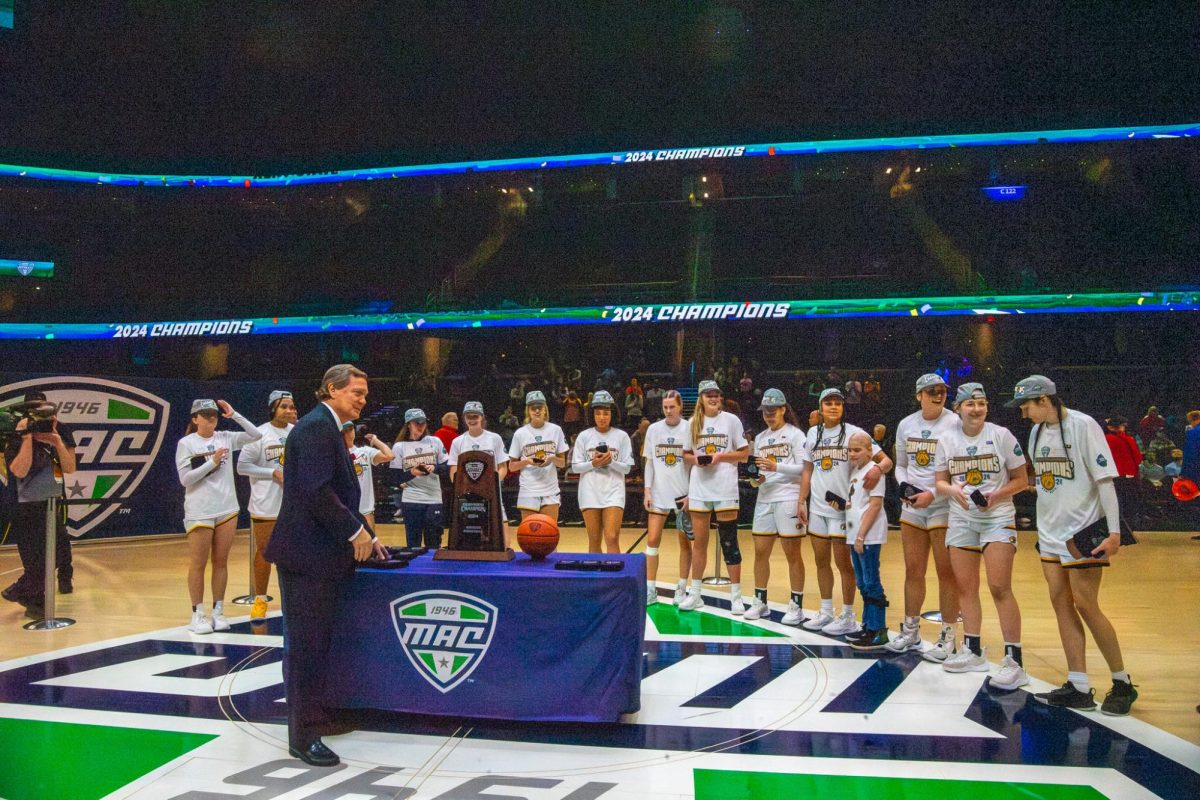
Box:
[517,514,560,559]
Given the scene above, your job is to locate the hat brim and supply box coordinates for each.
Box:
[1004,394,1040,408]
[758,402,784,411]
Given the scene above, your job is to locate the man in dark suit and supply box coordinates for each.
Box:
[265,364,385,767]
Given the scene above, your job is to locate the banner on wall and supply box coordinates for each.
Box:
[0,374,298,540]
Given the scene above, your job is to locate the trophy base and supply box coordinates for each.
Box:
[434,548,516,562]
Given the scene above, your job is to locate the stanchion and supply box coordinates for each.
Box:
[231,526,272,605]
[702,531,731,586]
[920,610,963,623]
[23,497,75,631]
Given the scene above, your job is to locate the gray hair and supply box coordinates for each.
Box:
[315,364,368,400]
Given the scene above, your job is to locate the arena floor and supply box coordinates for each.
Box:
[2,525,1198,799]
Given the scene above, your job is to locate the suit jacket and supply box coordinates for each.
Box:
[265,404,369,579]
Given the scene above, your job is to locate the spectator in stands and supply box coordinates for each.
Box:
[643,380,664,423]
[624,377,645,430]
[1184,410,1200,482]
[1104,416,1142,526]
[498,405,519,446]
[1137,406,1165,444]
[434,412,459,452]
[1139,453,1166,489]
[562,389,584,440]
[630,418,650,479]
[1148,429,1176,468]
[1165,449,1184,479]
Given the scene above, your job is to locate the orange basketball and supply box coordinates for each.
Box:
[516,514,560,559]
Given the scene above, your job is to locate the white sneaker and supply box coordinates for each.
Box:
[672,585,687,606]
[678,591,705,612]
[922,625,956,663]
[729,594,745,616]
[822,610,861,636]
[210,609,231,632]
[802,609,834,631]
[780,600,805,626]
[646,584,658,605]
[743,598,767,620]
[885,622,922,653]
[188,610,213,635]
[989,655,1030,691]
[943,647,990,673]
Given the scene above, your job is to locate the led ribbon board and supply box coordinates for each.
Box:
[1,123,1197,187]
[0,259,54,278]
[0,291,1194,340]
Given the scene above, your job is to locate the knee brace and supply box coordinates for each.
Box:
[645,546,659,556]
[862,592,889,609]
[718,519,742,565]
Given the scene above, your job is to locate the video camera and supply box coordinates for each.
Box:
[0,399,59,445]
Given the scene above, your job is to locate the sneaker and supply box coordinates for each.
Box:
[672,585,686,606]
[922,626,956,663]
[988,655,1030,691]
[1100,679,1138,716]
[886,622,922,653]
[802,609,834,631]
[188,610,214,635]
[250,597,268,620]
[743,598,768,620]
[848,628,890,651]
[780,600,805,626]
[729,595,745,616]
[210,609,231,632]
[678,591,705,612]
[821,610,861,636]
[942,648,989,673]
[646,584,658,606]
[1035,682,1097,710]
[58,575,74,594]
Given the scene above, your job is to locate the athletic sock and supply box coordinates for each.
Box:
[731,585,743,602]
[676,578,687,591]
[256,594,267,602]
[213,601,224,614]
[755,587,768,603]
[820,598,833,613]
[791,591,803,607]
[1068,671,1089,693]
[1004,642,1023,666]
[842,603,854,616]
[904,615,920,628]
[193,603,203,613]
[1112,670,1130,684]
[690,579,702,592]
[964,634,982,656]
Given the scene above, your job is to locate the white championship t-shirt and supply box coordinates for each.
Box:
[350,445,382,514]
[642,418,692,508]
[753,423,805,504]
[175,414,262,521]
[448,430,508,470]
[802,422,879,519]
[934,421,1026,524]
[239,422,292,519]
[392,436,447,505]
[686,411,747,502]
[1027,409,1119,542]
[846,461,888,545]
[894,408,957,506]
[571,426,634,502]
[508,422,568,496]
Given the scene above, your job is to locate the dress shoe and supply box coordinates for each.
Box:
[58,576,73,594]
[23,603,46,621]
[289,738,340,767]
[2,582,33,604]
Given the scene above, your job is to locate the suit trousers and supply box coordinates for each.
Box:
[277,566,350,745]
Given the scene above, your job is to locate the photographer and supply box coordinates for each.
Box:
[1,391,77,619]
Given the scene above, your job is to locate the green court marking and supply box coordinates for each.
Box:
[92,474,120,499]
[647,603,785,638]
[106,398,150,420]
[0,717,215,800]
[694,769,1109,800]
[460,605,485,620]
[402,603,426,616]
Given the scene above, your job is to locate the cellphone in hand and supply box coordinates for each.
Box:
[900,481,922,501]
[594,443,609,454]
[696,454,713,466]
[969,489,988,508]
[825,490,847,511]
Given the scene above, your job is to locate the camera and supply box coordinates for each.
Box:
[0,400,59,445]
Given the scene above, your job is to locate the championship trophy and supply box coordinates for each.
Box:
[436,451,514,561]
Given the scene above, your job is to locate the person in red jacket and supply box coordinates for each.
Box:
[1104,416,1142,528]
[1137,406,1164,444]
[434,411,460,452]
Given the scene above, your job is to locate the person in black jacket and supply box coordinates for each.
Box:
[264,364,385,767]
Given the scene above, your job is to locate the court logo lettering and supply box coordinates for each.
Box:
[390,590,498,693]
[0,377,170,535]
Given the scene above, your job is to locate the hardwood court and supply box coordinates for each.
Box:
[2,525,1197,744]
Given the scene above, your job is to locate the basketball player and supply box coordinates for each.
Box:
[237,390,297,620]
[448,402,511,543]
[391,408,449,548]
[887,374,960,658]
[571,390,634,553]
[175,399,263,634]
[679,381,749,613]
[342,422,394,531]
[796,388,892,636]
[642,390,694,605]
[745,389,807,624]
[1010,375,1137,715]
[509,390,568,523]
[934,382,1028,691]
